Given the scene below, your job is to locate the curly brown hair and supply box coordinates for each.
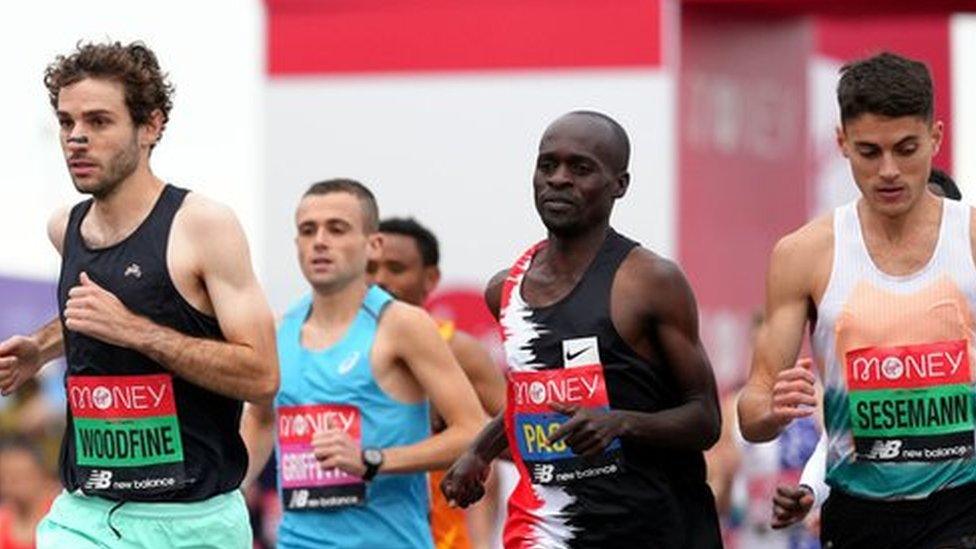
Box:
[44,41,174,146]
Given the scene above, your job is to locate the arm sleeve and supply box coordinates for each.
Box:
[799,431,830,508]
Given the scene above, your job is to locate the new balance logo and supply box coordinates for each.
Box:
[533,464,555,483]
[866,440,902,460]
[289,489,309,508]
[85,469,113,490]
[124,263,142,279]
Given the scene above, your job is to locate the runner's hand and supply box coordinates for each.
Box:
[64,272,147,348]
[0,335,42,396]
[312,428,366,477]
[440,451,490,508]
[770,358,816,428]
[771,484,814,529]
[549,402,624,459]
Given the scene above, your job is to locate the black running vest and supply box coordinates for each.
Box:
[501,229,721,548]
[57,184,247,502]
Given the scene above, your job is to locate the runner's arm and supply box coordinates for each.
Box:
[738,234,812,442]
[0,208,71,395]
[615,256,722,450]
[33,207,70,362]
[31,207,71,363]
[380,304,486,473]
[139,202,279,404]
[64,201,279,404]
[241,401,277,487]
[705,395,743,515]
[464,413,508,463]
[29,318,64,366]
[440,413,508,508]
[449,331,506,416]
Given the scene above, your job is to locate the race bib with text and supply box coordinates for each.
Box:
[508,364,623,485]
[278,404,365,510]
[845,340,975,462]
[68,374,186,494]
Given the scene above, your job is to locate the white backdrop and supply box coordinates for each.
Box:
[264,69,676,311]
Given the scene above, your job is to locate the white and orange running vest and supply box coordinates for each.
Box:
[813,198,976,500]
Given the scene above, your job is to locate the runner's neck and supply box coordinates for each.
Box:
[542,224,610,276]
[857,192,941,245]
[88,173,165,238]
[307,280,369,334]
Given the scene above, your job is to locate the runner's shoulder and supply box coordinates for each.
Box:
[771,213,833,269]
[47,204,72,254]
[616,246,695,313]
[967,203,976,240]
[176,192,242,235]
[484,268,508,319]
[381,299,439,338]
[619,246,687,292]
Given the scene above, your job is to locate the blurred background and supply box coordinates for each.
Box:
[2,1,975,548]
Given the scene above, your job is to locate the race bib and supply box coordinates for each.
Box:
[68,374,186,494]
[845,340,975,462]
[508,364,623,485]
[278,404,365,510]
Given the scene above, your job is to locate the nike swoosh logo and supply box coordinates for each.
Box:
[565,347,591,361]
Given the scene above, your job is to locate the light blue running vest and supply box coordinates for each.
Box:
[275,286,433,549]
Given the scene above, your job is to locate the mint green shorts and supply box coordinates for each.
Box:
[36,490,251,549]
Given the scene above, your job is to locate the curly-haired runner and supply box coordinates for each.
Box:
[0,40,279,548]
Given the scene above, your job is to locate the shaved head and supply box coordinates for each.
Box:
[543,111,631,174]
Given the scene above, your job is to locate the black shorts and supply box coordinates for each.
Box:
[821,483,976,549]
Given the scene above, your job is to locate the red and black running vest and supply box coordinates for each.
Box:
[500,229,721,548]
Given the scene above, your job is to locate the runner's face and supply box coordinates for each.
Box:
[295,193,379,293]
[534,117,625,235]
[838,113,942,217]
[57,78,147,199]
[368,233,438,306]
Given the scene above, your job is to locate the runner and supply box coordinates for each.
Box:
[771,168,967,534]
[441,111,723,548]
[0,40,278,548]
[738,52,976,547]
[372,217,506,549]
[241,179,485,549]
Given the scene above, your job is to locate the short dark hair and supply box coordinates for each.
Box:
[44,41,174,148]
[379,217,440,267]
[303,178,379,233]
[837,52,933,124]
[566,110,631,173]
[929,168,962,200]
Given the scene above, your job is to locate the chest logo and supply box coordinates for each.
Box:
[562,336,600,368]
[123,263,142,279]
[337,351,361,375]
